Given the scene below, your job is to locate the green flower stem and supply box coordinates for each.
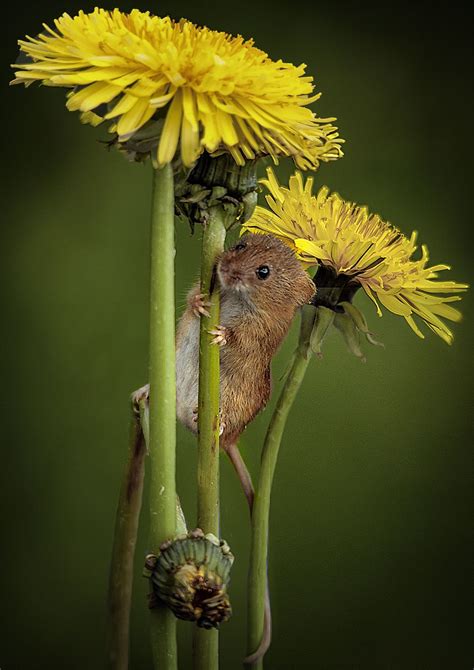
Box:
[106,408,146,670]
[148,163,178,670]
[193,206,227,670]
[246,305,318,668]
[139,401,188,536]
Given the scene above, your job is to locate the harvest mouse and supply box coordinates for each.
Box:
[134,232,315,497]
[176,232,316,457]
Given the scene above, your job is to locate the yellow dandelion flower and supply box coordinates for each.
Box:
[242,169,468,344]
[12,8,343,169]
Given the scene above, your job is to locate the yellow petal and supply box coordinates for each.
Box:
[428,303,463,322]
[404,315,425,339]
[104,93,137,119]
[377,292,413,316]
[425,322,453,345]
[180,113,201,166]
[157,89,183,165]
[294,238,327,259]
[201,113,220,153]
[117,98,155,140]
[234,116,259,151]
[80,110,103,126]
[182,87,198,131]
[53,67,131,85]
[150,86,176,108]
[67,81,122,112]
[215,109,238,146]
[229,145,245,165]
[363,285,383,317]
[196,92,212,114]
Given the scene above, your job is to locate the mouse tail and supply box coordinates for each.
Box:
[243,582,272,665]
[224,440,254,512]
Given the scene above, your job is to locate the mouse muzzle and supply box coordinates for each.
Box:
[217,260,246,290]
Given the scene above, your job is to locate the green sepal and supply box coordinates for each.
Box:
[179,185,212,204]
[309,306,335,356]
[340,301,384,348]
[334,312,366,362]
[365,331,385,348]
[174,152,258,229]
[339,301,368,332]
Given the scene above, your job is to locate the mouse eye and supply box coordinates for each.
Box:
[234,242,247,251]
[256,265,270,280]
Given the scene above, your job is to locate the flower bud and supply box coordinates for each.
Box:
[144,529,234,629]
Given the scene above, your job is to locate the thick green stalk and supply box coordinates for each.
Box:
[193,207,227,670]
[106,409,146,670]
[246,306,318,668]
[148,163,178,670]
[140,401,188,536]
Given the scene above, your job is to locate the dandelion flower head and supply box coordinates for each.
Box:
[242,169,468,344]
[12,8,343,168]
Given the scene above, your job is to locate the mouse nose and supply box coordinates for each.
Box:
[219,261,242,285]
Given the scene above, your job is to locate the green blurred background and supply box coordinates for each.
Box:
[1,2,472,668]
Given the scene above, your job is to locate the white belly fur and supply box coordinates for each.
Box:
[176,314,200,431]
[175,291,253,432]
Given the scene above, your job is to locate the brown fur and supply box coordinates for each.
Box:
[176,234,316,448]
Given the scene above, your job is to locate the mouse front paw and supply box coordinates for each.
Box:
[190,292,211,318]
[208,325,228,346]
[193,407,226,437]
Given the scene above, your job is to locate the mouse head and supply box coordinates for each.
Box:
[217,234,316,309]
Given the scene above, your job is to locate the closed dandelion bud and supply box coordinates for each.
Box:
[144,529,234,629]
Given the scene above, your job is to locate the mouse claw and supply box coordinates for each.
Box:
[190,293,211,318]
[208,325,228,346]
[194,407,225,437]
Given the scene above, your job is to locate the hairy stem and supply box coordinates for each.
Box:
[148,163,178,670]
[246,306,318,668]
[193,207,227,670]
[106,407,146,670]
